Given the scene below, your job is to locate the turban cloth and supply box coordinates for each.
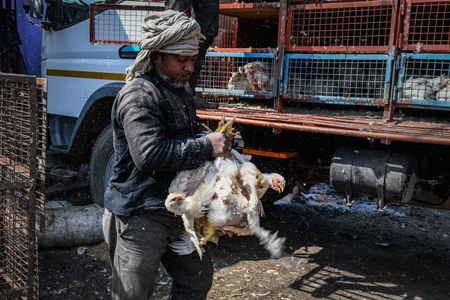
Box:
[126,10,202,82]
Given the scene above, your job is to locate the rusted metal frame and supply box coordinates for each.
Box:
[381,51,398,145]
[401,0,411,50]
[201,107,450,130]
[274,0,288,113]
[290,0,395,10]
[232,17,239,48]
[25,77,38,300]
[290,46,391,53]
[219,111,450,138]
[0,74,39,299]
[197,110,450,145]
[388,0,400,55]
[402,45,450,52]
[280,96,387,106]
[35,78,47,232]
[220,2,281,11]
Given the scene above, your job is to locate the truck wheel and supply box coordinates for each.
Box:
[89,124,114,207]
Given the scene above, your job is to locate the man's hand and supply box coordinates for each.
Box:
[206,133,234,158]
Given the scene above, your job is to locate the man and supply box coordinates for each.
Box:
[165,0,220,109]
[102,10,234,299]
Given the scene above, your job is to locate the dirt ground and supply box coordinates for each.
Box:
[39,182,450,300]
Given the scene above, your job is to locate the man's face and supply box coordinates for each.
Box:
[154,53,197,88]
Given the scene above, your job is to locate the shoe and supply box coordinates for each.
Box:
[194,96,219,109]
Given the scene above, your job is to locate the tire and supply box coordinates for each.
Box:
[89,124,114,207]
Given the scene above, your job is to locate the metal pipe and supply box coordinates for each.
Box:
[197,109,450,145]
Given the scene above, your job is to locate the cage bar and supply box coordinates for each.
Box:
[282,53,393,105]
[401,0,450,53]
[395,53,450,110]
[287,0,398,53]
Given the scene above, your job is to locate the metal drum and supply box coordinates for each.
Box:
[330,147,418,206]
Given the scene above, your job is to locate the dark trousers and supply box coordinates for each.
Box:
[103,209,214,299]
[165,0,220,91]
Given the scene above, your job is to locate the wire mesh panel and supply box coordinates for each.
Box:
[401,0,450,52]
[0,74,46,299]
[90,3,165,45]
[35,79,47,232]
[282,53,392,105]
[197,52,276,100]
[395,53,450,110]
[287,0,398,53]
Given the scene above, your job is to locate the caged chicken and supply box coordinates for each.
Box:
[165,115,286,259]
[227,67,251,90]
[243,61,271,92]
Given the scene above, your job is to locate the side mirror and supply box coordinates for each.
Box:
[23,0,44,20]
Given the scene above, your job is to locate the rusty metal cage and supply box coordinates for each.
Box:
[287,0,398,53]
[401,0,450,52]
[395,53,450,110]
[89,3,165,45]
[282,53,393,105]
[197,52,276,102]
[0,74,47,299]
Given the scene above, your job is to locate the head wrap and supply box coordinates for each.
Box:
[125,10,203,82]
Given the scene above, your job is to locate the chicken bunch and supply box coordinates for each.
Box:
[165,116,286,259]
[402,75,449,100]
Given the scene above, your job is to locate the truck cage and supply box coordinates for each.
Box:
[89,0,450,146]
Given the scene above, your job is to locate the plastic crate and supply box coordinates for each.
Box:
[282,53,393,105]
[197,52,276,99]
[401,0,450,53]
[395,53,450,110]
[287,0,398,53]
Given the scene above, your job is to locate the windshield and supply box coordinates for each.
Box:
[51,0,121,30]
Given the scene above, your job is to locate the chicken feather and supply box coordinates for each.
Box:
[165,115,287,259]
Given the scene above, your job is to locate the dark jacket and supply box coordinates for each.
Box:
[104,70,213,216]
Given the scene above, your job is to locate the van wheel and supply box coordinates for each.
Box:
[89,124,114,207]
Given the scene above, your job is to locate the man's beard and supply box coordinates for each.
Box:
[159,72,191,89]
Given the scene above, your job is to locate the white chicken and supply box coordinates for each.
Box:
[436,84,450,101]
[401,76,435,100]
[427,75,448,92]
[165,116,286,259]
[227,67,251,90]
[243,61,271,92]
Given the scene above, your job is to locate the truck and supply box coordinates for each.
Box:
[21,0,450,210]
